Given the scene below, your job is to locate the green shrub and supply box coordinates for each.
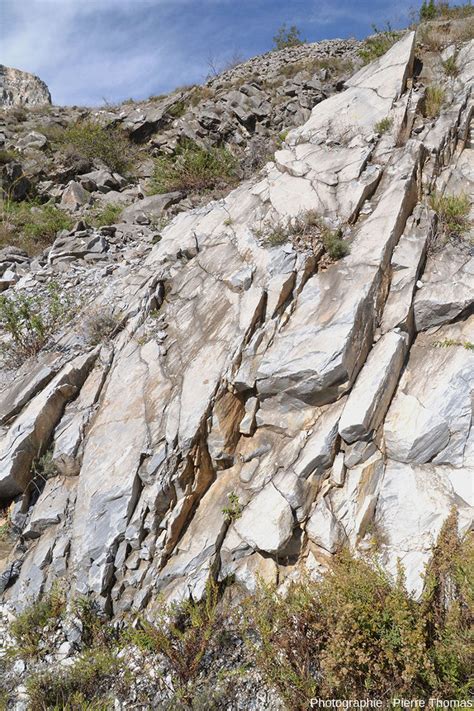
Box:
[0,149,19,165]
[420,0,438,20]
[0,199,73,252]
[27,648,126,709]
[374,116,393,134]
[0,281,72,365]
[128,578,220,705]
[429,191,470,239]
[49,120,137,175]
[88,202,123,228]
[245,514,473,707]
[222,491,243,522]
[358,27,402,63]
[272,23,306,50]
[32,451,58,482]
[167,100,187,118]
[9,586,66,658]
[149,141,238,195]
[424,85,445,117]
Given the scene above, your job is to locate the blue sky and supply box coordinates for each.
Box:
[0,0,417,106]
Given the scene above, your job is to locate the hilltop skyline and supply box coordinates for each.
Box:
[0,0,414,106]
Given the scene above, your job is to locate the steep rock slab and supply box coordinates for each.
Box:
[52,348,113,475]
[375,461,473,595]
[306,496,347,553]
[339,331,407,443]
[23,476,75,539]
[381,206,434,334]
[414,247,474,331]
[384,317,474,466]
[70,222,266,597]
[233,483,293,554]
[327,453,383,546]
[0,352,96,500]
[255,165,417,405]
[0,353,63,426]
[268,33,415,223]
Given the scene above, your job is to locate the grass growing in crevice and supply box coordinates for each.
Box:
[83,307,122,346]
[429,191,471,240]
[374,116,393,134]
[434,338,474,350]
[424,85,445,118]
[149,140,238,195]
[442,54,459,77]
[258,210,349,260]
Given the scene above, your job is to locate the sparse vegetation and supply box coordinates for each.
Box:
[87,202,123,228]
[258,210,349,259]
[27,648,126,709]
[245,512,473,706]
[222,491,243,522]
[272,23,306,50]
[167,100,187,119]
[279,55,353,80]
[128,578,220,706]
[32,450,59,483]
[83,307,121,346]
[442,53,459,77]
[9,586,66,658]
[0,198,73,252]
[3,514,472,708]
[424,85,445,117]
[429,191,470,240]
[420,0,474,21]
[0,281,72,365]
[374,116,393,134]
[358,26,402,64]
[0,149,19,165]
[46,120,137,175]
[149,140,238,195]
[434,338,474,349]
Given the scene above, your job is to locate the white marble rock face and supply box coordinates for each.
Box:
[0,33,473,612]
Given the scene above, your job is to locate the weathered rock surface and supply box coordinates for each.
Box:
[0,64,51,107]
[0,32,473,621]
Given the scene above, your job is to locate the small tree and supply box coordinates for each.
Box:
[272,23,306,50]
[420,0,438,21]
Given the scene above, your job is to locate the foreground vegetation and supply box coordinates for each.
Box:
[1,512,472,709]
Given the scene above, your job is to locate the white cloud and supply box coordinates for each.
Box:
[0,0,218,104]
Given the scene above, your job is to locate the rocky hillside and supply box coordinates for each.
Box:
[0,65,51,108]
[0,12,473,709]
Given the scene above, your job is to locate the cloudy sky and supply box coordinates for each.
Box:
[1,0,415,106]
